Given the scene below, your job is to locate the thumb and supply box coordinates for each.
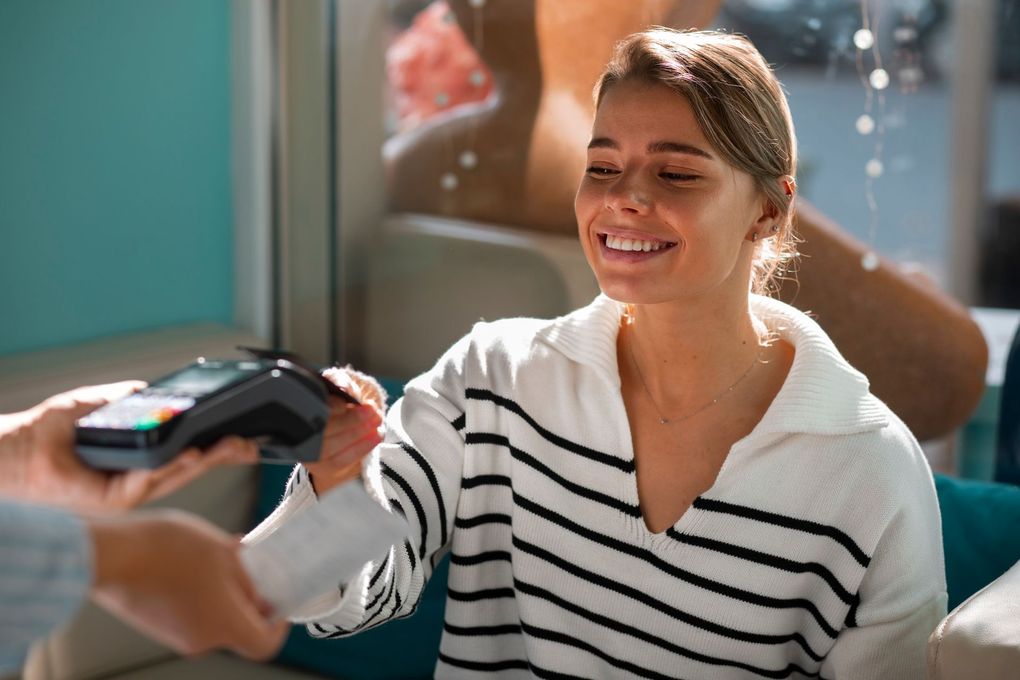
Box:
[43,381,147,420]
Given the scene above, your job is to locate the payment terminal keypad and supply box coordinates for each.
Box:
[78,392,197,431]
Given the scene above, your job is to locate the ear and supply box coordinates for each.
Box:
[747,194,779,243]
[747,175,796,242]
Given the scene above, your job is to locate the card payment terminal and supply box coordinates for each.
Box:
[76,350,357,470]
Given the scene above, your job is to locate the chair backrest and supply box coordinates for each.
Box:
[996,323,1020,485]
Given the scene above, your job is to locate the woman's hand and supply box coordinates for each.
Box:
[305,367,387,496]
[0,382,259,513]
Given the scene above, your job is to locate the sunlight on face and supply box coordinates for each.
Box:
[574,80,769,307]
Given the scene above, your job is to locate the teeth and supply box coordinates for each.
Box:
[605,235,671,252]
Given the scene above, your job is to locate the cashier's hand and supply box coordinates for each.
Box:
[89,509,289,660]
[305,367,386,496]
[0,382,259,513]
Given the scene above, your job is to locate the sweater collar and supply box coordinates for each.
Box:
[534,294,889,437]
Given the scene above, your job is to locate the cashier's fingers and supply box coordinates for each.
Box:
[107,437,259,509]
[226,547,289,660]
[201,436,261,466]
[36,380,148,421]
[222,594,289,661]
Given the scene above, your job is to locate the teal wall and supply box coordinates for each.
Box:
[0,0,234,356]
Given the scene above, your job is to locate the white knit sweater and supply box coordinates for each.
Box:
[248,294,947,679]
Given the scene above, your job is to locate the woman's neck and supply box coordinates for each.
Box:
[621,295,768,413]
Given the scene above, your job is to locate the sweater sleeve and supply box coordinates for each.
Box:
[0,500,92,674]
[244,332,472,637]
[821,431,948,679]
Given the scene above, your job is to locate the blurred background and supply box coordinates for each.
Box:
[1,0,1017,462]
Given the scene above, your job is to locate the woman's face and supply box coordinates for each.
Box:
[575,79,770,307]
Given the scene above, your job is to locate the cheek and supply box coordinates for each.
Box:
[574,181,599,219]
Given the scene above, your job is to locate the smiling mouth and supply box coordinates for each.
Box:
[598,233,678,253]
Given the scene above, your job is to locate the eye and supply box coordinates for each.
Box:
[585,166,619,177]
[661,172,700,182]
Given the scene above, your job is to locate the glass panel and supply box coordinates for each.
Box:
[984,0,1020,307]
[714,0,955,281]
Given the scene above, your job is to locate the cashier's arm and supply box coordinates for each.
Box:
[0,382,258,512]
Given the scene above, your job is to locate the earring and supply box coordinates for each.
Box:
[751,232,759,242]
[771,224,780,232]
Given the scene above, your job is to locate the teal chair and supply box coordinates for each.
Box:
[994,324,1020,485]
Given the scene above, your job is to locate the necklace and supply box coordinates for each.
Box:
[625,326,766,426]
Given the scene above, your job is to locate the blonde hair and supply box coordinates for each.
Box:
[595,28,798,295]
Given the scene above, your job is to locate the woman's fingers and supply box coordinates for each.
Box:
[322,415,382,462]
[323,405,380,450]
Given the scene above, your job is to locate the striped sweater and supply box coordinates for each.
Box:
[249,294,947,679]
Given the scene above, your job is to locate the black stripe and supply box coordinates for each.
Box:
[355,571,398,632]
[515,578,822,678]
[844,599,860,628]
[466,432,640,516]
[314,623,354,638]
[447,587,515,602]
[444,622,522,636]
[388,497,406,519]
[325,542,417,638]
[455,513,512,529]
[362,555,402,630]
[512,535,824,662]
[515,491,840,638]
[398,440,449,551]
[393,537,425,623]
[324,576,394,639]
[462,474,512,489]
[381,463,429,560]
[519,621,686,680]
[451,550,512,566]
[368,552,390,589]
[438,653,529,672]
[451,412,466,431]
[465,388,633,473]
[394,539,421,620]
[693,497,870,567]
[529,665,592,680]
[362,582,388,616]
[665,528,857,605]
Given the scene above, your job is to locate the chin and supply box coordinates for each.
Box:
[595,277,671,306]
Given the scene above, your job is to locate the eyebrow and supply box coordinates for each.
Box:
[587,137,714,160]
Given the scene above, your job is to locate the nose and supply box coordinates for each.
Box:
[604,171,651,215]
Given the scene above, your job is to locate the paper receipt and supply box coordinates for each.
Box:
[239,479,408,619]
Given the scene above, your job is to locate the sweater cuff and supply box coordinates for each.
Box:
[243,464,318,546]
[290,558,374,628]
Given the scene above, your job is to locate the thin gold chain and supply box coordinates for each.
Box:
[625,326,765,426]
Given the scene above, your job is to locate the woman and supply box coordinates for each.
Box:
[251,29,946,679]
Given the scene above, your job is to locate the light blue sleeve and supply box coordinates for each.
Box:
[0,500,92,674]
